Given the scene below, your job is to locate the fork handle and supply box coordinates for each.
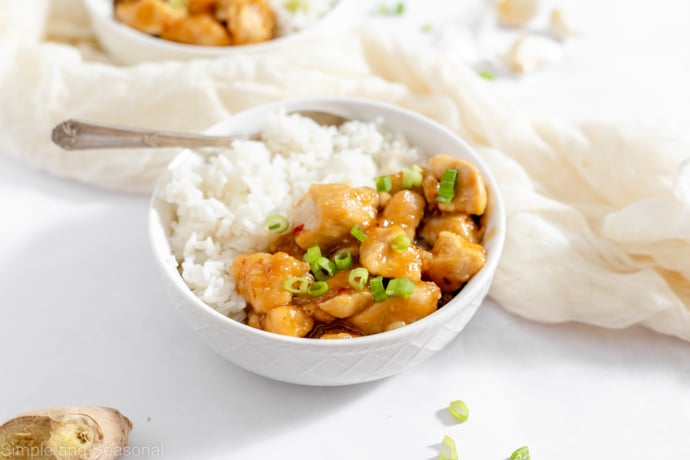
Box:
[51,119,233,150]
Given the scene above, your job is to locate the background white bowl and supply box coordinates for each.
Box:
[149,98,506,386]
[81,0,355,64]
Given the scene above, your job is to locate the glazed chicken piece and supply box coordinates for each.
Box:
[428,154,488,215]
[160,14,232,45]
[419,214,481,245]
[359,225,423,281]
[320,331,363,339]
[263,305,313,337]
[230,252,310,313]
[292,183,379,251]
[187,0,217,14]
[317,291,373,319]
[380,190,426,240]
[221,0,275,45]
[423,231,487,293]
[115,0,184,35]
[294,271,374,319]
[346,281,441,335]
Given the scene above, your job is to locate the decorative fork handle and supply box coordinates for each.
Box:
[51,119,233,150]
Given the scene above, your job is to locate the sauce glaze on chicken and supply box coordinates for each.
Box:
[114,0,276,46]
[230,154,489,338]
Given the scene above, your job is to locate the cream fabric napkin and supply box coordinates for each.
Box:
[1,0,689,341]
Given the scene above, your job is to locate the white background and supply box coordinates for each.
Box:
[1,1,689,459]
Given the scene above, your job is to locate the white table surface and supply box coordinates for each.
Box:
[1,1,689,459]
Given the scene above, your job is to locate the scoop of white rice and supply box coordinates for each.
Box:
[164,111,421,320]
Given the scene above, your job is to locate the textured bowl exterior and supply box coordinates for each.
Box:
[149,98,505,386]
[81,0,354,65]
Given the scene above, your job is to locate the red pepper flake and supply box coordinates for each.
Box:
[294,224,304,235]
[337,287,347,294]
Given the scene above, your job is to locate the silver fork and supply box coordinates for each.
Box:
[51,111,349,151]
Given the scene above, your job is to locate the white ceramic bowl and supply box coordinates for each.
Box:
[82,0,355,64]
[149,98,506,386]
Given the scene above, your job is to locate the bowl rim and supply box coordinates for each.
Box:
[82,0,352,56]
[148,97,506,349]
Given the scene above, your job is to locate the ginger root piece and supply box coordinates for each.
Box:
[0,407,132,460]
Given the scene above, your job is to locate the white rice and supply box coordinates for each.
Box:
[163,111,422,320]
[269,0,338,37]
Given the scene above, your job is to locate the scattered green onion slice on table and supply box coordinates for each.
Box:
[439,435,458,460]
[351,225,368,242]
[263,214,289,233]
[375,175,393,192]
[385,278,414,299]
[334,251,353,270]
[436,168,458,203]
[308,281,329,297]
[509,446,530,460]
[390,233,410,252]
[282,277,309,294]
[302,245,321,264]
[348,267,369,290]
[448,400,469,423]
[401,166,423,188]
[370,276,388,301]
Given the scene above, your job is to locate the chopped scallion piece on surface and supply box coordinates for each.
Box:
[308,281,329,296]
[385,278,414,299]
[348,267,369,291]
[390,233,410,252]
[334,251,353,270]
[439,435,458,460]
[370,276,388,301]
[375,175,393,192]
[422,23,434,33]
[448,400,469,423]
[377,2,405,15]
[509,446,530,460]
[282,277,309,294]
[478,69,495,80]
[401,166,423,188]
[351,225,368,242]
[302,245,322,264]
[264,214,289,233]
[436,168,458,203]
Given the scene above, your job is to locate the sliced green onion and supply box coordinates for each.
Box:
[390,233,410,252]
[385,278,414,299]
[377,2,405,15]
[348,267,369,291]
[167,0,187,10]
[375,175,392,192]
[311,256,336,281]
[334,251,353,270]
[302,245,321,264]
[401,167,423,189]
[285,0,309,13]
[350,225,368,242]
[509,446,530,460]
[282,277,309,294]
[370,276,388,302]
[439,435,458,460]
[478,68,495,81]
[421,23,433,33]
[395,2,405,14]
[448,400,469,423]
[264,214,289,233]
[436,168,458,204]
[308,281,329,297]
